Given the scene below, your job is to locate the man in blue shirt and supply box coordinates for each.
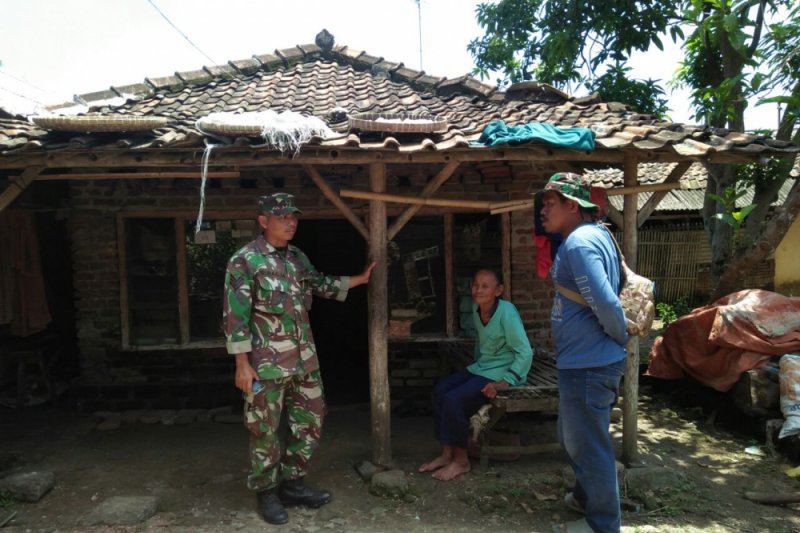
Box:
[537,172,628,533]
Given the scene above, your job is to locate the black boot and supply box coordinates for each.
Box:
[279,477,332,508]
[256,489,289,525]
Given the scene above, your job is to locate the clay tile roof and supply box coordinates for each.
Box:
[1,30,798,162]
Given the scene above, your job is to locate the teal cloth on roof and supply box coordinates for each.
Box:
[475,120,595,151]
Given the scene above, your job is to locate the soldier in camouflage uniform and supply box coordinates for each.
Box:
[223,192,375,525]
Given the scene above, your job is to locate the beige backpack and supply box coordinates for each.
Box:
[554,225,656,337]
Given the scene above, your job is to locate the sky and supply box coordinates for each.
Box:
[0,0,782,130]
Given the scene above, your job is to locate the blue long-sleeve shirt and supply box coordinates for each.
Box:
[550,222,628,369]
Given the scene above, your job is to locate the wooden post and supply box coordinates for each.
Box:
[444,214,456,337]
[621,152,640,466]
[176,218,189,344]
[501,212,512,299]
[367,162,391,466]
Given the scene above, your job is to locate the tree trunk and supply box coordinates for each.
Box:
[712,178,800,300]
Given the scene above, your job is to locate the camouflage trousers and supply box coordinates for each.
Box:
[243,369,326,491]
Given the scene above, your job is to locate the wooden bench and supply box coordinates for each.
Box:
[478,354,561,467]
[440,340,561,468]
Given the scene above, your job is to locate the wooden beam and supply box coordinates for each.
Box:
[606,203,624,229]
[0,166,43,213]
[501,212,512,299]
[0,143,770,171]
[387,161,460,240]
[117,213,130,348]
[367,162,391,466]
[444,214,456,337]
[636,161,693,227]
[342,189,493,210]
[621,151,640,467]
[0,146,631,170]
[607,181,686,196]
[32,171,239,181]
[176,219,190,345]
[303,164,369,240]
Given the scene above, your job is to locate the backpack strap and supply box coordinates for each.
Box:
[554,283,588,306]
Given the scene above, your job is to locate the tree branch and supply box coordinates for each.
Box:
[746,0,767,59]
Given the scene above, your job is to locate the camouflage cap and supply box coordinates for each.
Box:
[258,193,302,215]
[534,172,598,209]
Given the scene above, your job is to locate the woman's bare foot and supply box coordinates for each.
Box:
[431,460,471,481]
[418,455,450,472]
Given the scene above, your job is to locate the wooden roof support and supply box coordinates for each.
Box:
[387,161,460,240]
[621,152,640,466]
[636,161,693,227]
[342,189,493,210]
[31,171,239,181]
[444,214,457,337]
[0,166,43,213]
[367,162,391,466]
[303,164,369,240]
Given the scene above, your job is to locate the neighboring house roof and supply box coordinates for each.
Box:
[0,31,797,163]
[585,161,798,212]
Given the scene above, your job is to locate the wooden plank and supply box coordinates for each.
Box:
[0,145,633,170]
[621,151,640,466]
[637,161,692,227]
[367,162,391,466]
[33,171,239,181]
[444,214,456,337]
[501,212,511,299]
[0,166,43,213]
[176,218,190,345]
[303,164,369,240]
[387,161,460,240]
[342,189,493,210]
[116,213,130,348]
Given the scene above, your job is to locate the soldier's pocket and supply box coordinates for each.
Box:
[243,387,269,437]
[255,276,291,314]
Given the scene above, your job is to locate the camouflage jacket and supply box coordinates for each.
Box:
[223,235,350,378]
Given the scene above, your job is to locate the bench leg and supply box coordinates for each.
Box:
[478,405,507,469]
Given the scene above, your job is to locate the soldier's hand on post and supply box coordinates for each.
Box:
[351,262,377,288]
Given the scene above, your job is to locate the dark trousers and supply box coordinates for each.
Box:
[432,368,492,448]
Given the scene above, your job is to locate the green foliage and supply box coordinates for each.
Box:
[656,296,691,325]
[709,184,757,230]
[468,0,680,88]
[586,64,670,117]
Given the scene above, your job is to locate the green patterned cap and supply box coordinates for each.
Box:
[535,172,598,209]
[259,193,302,215]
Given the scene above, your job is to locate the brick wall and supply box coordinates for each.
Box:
[65,163,553,408]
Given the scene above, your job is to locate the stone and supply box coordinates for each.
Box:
[214,413,243,424]
[354,460,386,482]
[624,465,686,500]
[87,495,158,526]
[369,469,409,499]
[0,471,55,502]
[97,418,121,431]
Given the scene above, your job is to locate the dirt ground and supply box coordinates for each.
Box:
[2,382,800,533]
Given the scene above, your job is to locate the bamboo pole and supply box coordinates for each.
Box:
[342,189,493,210]
[621,152,640,466]
[303,164,369,240]
[387,161,460,240]
[444,214,456,337]
[367,162,391,466]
